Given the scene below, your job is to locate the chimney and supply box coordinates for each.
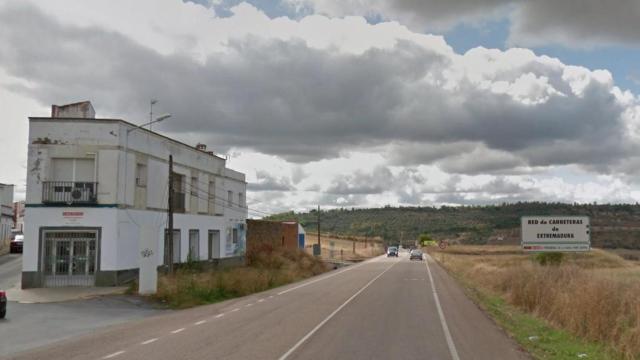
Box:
[196,143,207,151]
[51,101,96,119]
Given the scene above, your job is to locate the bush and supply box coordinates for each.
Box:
[534,252,564,266]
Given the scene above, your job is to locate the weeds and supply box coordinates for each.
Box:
[430,246,640,359]
[154,244,328,309]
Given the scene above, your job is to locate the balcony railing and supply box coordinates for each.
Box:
[42,181,98,205]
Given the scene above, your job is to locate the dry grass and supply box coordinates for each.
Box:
[429,245,640,359]
[155,244,328,308]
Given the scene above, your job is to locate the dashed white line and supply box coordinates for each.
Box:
[245,303,253,307]
[215,313,225,318]
[278,261,397,360]
[258,298,265,302]
[425,254,460,360]
[141,338,158,345]
[195,320,207,325]
[171,328,185,334]
[102,350,125,359]
[268,295,274,298]
[231,308,240,312]
[277,260,368,296]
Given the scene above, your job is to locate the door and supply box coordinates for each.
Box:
[42,230,98,287]
[208,230,220,259]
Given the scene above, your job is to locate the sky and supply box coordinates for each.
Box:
[0,0,639,216]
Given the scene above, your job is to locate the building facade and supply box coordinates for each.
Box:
[0,183,14,252]
[23,102,247,288]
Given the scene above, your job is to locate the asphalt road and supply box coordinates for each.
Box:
[0,253,22,290]
[5,252,529,360]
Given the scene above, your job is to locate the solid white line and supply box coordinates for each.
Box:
[195,320,206,325]
[171,328,185,334]
[277,258,375,296]
[278,261,397,360]
[425,254,460,360]
[141,338,158,345]
[215,313,225,318]
[102,350,125,359]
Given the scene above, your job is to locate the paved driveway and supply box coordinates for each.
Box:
[0,254,166,358]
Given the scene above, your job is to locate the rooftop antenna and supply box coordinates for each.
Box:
[149,99,158,131]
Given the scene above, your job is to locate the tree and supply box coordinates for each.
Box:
[419,233,433,246]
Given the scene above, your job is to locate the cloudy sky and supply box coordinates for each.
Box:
[1,0,639,215]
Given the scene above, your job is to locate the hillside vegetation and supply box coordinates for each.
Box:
[267,202,640,248]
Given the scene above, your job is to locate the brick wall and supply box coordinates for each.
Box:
[247,219,299,252]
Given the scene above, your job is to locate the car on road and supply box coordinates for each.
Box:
[409,249,423,261]
[10,234,23,253]
[387,246,398,257]
[0,290,6,319]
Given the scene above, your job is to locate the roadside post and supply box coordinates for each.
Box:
[521,216,590,252]
[138,225,158,295]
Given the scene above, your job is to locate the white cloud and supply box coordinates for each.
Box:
[1,0,640,212]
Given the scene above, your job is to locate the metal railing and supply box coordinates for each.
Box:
[42,181,98,205]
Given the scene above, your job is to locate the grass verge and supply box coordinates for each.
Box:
[428,246,635,360]
[152,244,328,309]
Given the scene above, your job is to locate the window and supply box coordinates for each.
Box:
[227,190,233,206]
[208,230,220,259]
[164,229,181,264]
[191,176,198,196]
[238,192,244,208]
[135,163,147,187]
[51,158,95,182]
[189,229,200,260]
[208,181,216,215]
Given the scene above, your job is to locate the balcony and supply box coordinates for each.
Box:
[42,181,98,205]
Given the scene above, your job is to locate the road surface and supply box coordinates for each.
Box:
[0,253,22,290]
[5,252,528,360]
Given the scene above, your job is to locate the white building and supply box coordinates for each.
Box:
[23,101,247,288]
[0,183,14,251]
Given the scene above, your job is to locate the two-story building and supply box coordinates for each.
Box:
[23,101,247,288]
[0,183,14,252]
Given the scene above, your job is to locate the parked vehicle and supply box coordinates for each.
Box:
[10,234,23,253]
[387,246,398,257]
[409,249,423,261]
[0,290,6,319]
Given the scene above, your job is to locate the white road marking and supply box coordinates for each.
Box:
[245,303,253,307]
[425,254,460,360]
[102,351,125,359]
[258,298,265,302]
[268,295,274,299]
[195,320,207,325]
[277,258,375,296]
[231,308,240,312]
[141,338,158,345]
[215,313,225,318]
[278,261,397,360]
[171,328,185,334]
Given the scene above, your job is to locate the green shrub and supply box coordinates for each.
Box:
[534,252,564,266]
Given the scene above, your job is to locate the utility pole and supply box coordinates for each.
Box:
[317,205,320,247]
[167,155,174,274]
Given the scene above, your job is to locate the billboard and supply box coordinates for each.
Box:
[521,216,590,252]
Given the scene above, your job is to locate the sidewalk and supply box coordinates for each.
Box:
[7,286,128,303]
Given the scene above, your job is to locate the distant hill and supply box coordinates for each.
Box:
[266,202,640,249]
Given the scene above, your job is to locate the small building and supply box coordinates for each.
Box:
[13,200,25,232]
[246,219,305,252]
[0,184,14,251]
[23,101,247,288]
